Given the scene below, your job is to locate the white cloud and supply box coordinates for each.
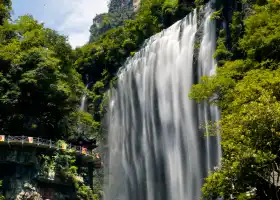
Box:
[68,31,91,49]
[12,0,108,48]
[56,0,108,48]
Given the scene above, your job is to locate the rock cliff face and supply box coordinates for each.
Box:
[109,0,139,11]
[108,0,133,12]
[89,0,136,43]
[1,164,37,199]
[0,149,74,200]
[0,145,104,200]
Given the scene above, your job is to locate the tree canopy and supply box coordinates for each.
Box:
[0,1,99,141]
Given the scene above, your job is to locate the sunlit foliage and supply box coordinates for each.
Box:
[190,0,280,199]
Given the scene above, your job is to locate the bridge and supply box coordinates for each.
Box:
[0,135,102,167]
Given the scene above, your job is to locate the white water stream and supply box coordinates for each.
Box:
[105,4,221,200]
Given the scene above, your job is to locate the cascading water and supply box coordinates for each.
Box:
[78,84,89,136]
[80,84,89,112]
[105,4,220,200]
[198,5,222,173]
[80,95,87,111]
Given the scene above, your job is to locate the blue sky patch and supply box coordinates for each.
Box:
[12,0,108,48]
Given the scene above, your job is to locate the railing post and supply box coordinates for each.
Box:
[7,135,9,143]
[22,135,24,146]
[37,137,39,146]
[50,139,52,148]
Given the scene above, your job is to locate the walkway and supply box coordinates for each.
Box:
[0,135,101,161]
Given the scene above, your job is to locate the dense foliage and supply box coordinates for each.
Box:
[41,141,101,200]
[190,0,280,199]
[0,1,99,141]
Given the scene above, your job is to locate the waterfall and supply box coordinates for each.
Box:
[80,95,87,111]
[105,4,220,200]
[198,5,222,172]
[80,84,89,112]
[77,84,89,136]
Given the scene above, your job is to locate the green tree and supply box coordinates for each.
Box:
[0,0,11,25]
[0,15,93,139]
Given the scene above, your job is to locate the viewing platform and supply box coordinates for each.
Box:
[0,135,103,168]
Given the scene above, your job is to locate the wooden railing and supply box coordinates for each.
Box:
[0,135,101,160]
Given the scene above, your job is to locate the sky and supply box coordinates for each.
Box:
[11,0,108,48]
